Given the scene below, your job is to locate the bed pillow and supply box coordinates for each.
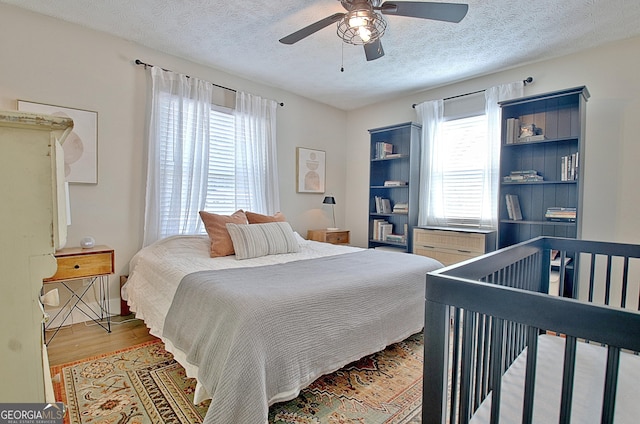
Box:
[226,221,300,260]
[245,211,287,224]
[199,210,248,257]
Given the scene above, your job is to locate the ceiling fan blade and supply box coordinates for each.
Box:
[279,13,345,44]
[364,39,385,61]
[380,2,468,23]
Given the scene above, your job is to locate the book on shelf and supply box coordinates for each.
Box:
[392,202,408,214]
[371,219,388,240]
[505,118,520,144]
[384,153,402,158]
[518,134,546,142]
[560,152,579,181]
[545,207,576,221]
[381,197,391,214]
[385,234,405,243]
[505,194,514,219]
[511,169,538,175]
[383,180,407,186]
[375,142,394,159]
[503,170,544,182]
[374,196,392,214]
[380,223,393,241]
[505,194,523,220]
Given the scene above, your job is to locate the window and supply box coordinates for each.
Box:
[203,107,249,215]
[432,114,490,226]
[155,101,249,237]
[144,67,279,246]
[418,82,522,230]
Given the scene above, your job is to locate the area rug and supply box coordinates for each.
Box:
[51,332,423,424]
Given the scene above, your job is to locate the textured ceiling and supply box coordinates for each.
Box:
[3,0,640,110]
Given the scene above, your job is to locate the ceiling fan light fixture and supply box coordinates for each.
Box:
[337,10,386,45]
[358,26,372,43]
[348,13,368,28]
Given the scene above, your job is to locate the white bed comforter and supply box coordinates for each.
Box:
[122,234,442,424]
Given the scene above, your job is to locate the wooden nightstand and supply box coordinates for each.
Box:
[43,245,114,344]
[307,229,350,245]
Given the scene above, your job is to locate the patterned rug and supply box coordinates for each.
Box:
[51,332,423,424]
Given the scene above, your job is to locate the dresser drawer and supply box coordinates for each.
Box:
[413,227,496,266]
[324,231,350,244]
[414,246,477,266]
[307,229,350,245]
[414,228,486,253]
[44,247,114,282]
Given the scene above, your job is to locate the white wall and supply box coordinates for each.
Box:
[345,36,640,248]
[0,4,348,316]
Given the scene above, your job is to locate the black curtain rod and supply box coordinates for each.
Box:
[412,76,533,108]
[134,59,284,107]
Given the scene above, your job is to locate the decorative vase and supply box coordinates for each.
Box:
[80,236,95,249]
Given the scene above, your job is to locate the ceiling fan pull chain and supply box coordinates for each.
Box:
[341,42,345,72]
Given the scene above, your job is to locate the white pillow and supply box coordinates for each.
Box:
[226,222,300,260]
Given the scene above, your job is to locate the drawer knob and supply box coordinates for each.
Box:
[74,264,80,269]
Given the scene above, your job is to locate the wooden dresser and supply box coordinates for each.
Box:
[413,226,496,266]
[0,111,72,402]
[307,229,350,245]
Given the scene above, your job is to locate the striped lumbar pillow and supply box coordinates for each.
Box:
[226,221,300,260]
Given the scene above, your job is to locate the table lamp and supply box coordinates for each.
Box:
[323,196,338,230]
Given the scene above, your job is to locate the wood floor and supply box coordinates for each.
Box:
[46,314,158,366]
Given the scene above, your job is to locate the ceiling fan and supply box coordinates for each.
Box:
[279,1,469,61]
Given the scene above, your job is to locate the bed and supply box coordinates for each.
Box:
[122,231,443,424]
[422,236,640,424]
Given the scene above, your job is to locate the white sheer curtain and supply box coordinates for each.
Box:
[484,82,523,227]
[142,67,280,246]
[143,66,214,246]
[235,91,280,215]
[415,99,444,226]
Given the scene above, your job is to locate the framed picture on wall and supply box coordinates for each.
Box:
[296,147,325,193]
[18,100,98,184]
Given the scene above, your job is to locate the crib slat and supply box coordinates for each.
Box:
[521,326,539,424]
[423,299,450,424]
[481,316,492,399]
[621,257,629,308]
[559,251,567,297]
[450,307,462,423]
[601,346,621,424]
[605,255,613,305]
[474,314,486,410]
[489,318,504,424]
[588,253,596,302]
[559,335,577,423]
[460,311,475,423]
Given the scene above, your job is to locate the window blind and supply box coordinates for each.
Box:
[156,94,244,236]
[436,114,489,225]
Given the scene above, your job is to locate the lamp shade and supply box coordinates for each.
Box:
[323,196,337,230]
